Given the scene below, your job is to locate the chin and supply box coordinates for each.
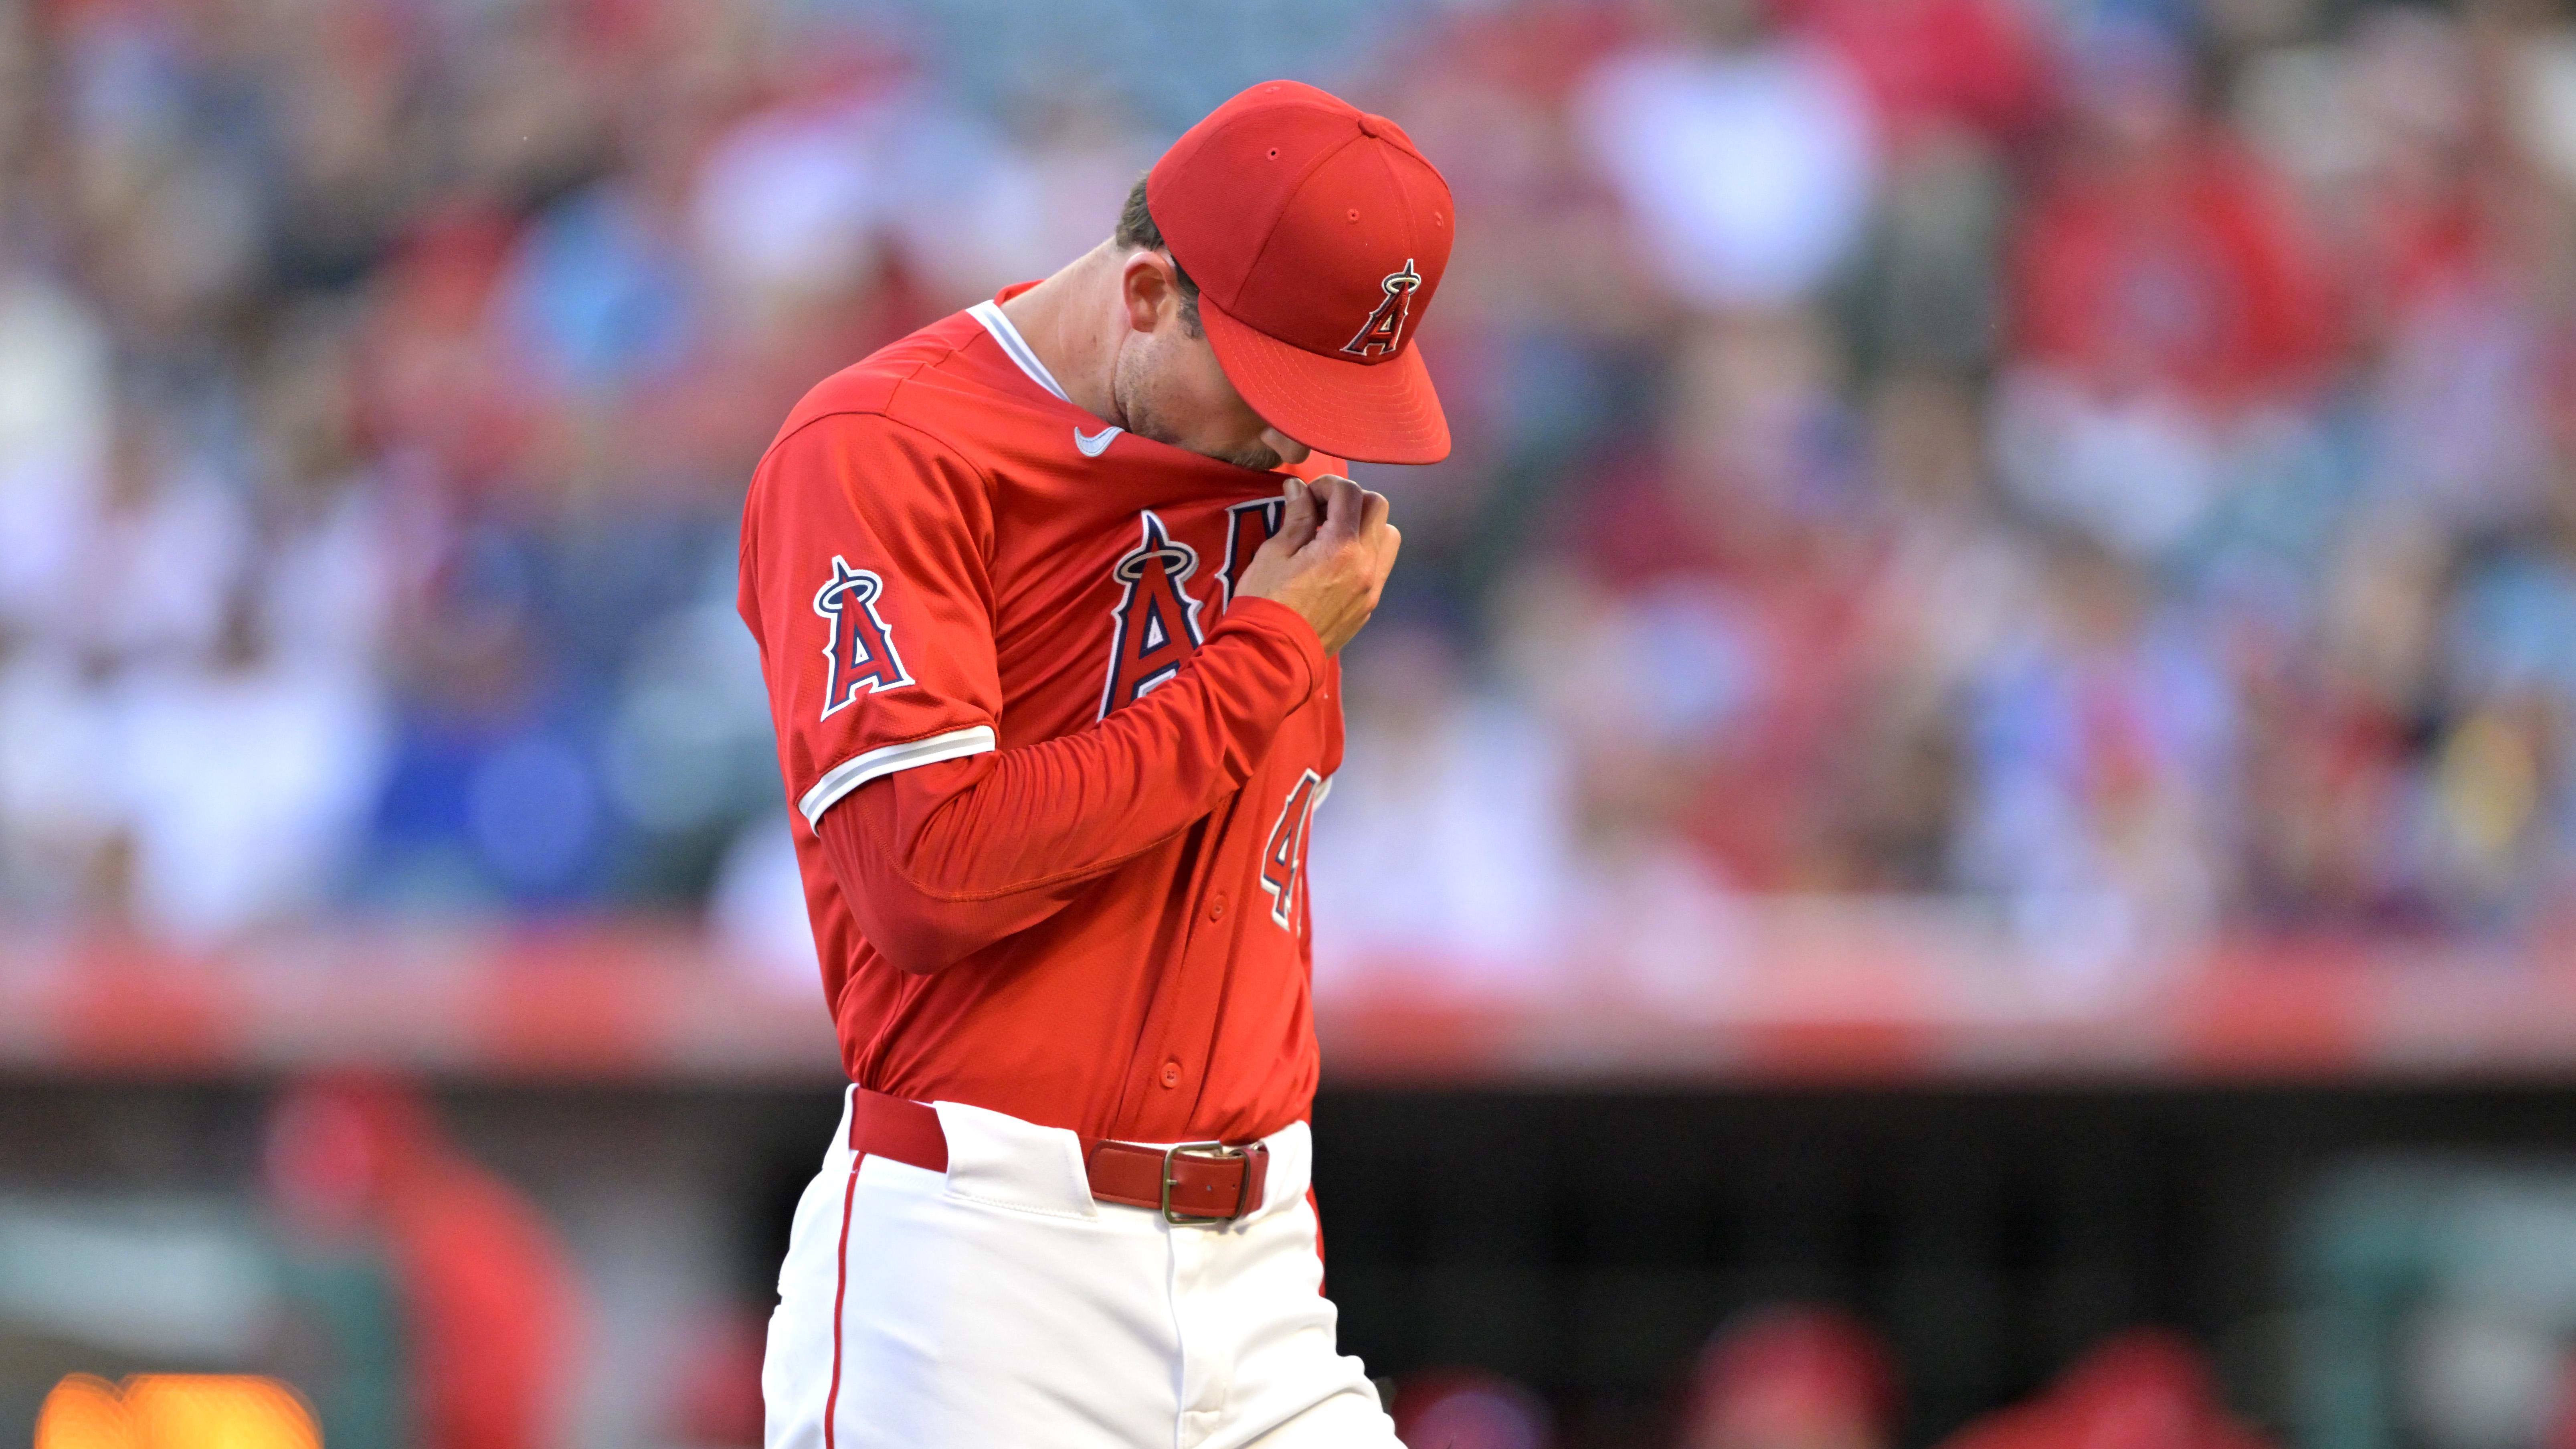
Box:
[1140,419,1277,472]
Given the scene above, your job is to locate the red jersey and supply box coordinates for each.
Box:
[737,287,1347,1145]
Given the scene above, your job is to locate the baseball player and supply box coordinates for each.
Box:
[736,81,1452,1447]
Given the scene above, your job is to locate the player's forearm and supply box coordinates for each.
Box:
[901,600,1322,890]
[821,599,1324,973]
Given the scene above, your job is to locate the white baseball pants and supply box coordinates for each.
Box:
[763,1087,1401,1449]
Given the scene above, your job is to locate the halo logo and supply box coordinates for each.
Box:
[814,556,914,718]
[1341,259,1423,359]
[1099,511,1207,718]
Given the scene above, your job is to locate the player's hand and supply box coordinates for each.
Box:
[1234,474,1400,656]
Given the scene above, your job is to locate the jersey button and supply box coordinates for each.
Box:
[1208,892,1227,921]
[1160,1060,1182,1089]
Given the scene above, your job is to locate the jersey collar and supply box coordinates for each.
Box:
[969,287,1074,405]
[967,283,1327,484]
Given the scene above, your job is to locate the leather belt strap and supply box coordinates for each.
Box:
[848,1089,1271,1224]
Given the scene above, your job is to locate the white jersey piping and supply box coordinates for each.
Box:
[800,724,998,831]
[968,300,1073,404]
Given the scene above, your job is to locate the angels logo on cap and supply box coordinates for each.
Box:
[1144,81,1455,465]
[1343,260,1423,360]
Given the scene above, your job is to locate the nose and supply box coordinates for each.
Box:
[1262,427,1310,466]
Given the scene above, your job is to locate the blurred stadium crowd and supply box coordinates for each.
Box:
[5,0,2576,980]
[1391,1316,2295,1449]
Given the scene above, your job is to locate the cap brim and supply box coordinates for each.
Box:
[1199,293,1452,466]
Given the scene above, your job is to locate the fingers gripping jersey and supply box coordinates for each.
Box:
[736,289,1348,1146]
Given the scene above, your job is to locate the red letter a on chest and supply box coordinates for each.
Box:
[1099,510,1207,718]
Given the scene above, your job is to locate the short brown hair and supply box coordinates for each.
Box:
[1114,174,1201,338]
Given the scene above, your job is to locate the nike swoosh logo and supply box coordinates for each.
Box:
[1074,425,1122,458]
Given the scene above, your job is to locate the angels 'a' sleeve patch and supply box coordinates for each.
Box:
[813,555,915,718]
[744,411,1001,832]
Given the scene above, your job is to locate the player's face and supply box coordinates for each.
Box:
[1114,253,1311,473]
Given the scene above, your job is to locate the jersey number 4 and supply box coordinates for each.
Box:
[1258,769,1325,934]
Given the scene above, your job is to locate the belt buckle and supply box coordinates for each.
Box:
[1160,1141,1247,1225]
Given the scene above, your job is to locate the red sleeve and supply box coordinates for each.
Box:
[739,411,1004,832]
[817,597,1324,974]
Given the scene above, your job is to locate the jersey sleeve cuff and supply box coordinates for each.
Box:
[799,724,997,832]
[1211,597,1328,706]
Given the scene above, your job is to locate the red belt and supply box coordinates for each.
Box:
[848,1089,1272,1225]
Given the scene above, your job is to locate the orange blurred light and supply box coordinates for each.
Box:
[31,1377,131,1449]
[35,1376,320,1449]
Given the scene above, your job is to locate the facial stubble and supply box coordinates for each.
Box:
[1112,338,1284,473]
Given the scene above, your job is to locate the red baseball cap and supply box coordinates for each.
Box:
[1146,80,1454,466]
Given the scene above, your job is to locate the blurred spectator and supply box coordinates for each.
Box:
[117,586,388,939]
[1788,0,2050,152]
[1393,1368,1556,1449]
[263,1075,581,1449]
[1936,1331,2273,1449]
[1950,534,2234,961]
[1575,1,1879,310]
[1678,1305,1900,1449]
[2010,22,2336,407]
[1996,20,2336,559]
[1309,620,1574,997]
[0,257,111,630]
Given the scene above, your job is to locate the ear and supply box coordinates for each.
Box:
[1119,251,1183,336]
